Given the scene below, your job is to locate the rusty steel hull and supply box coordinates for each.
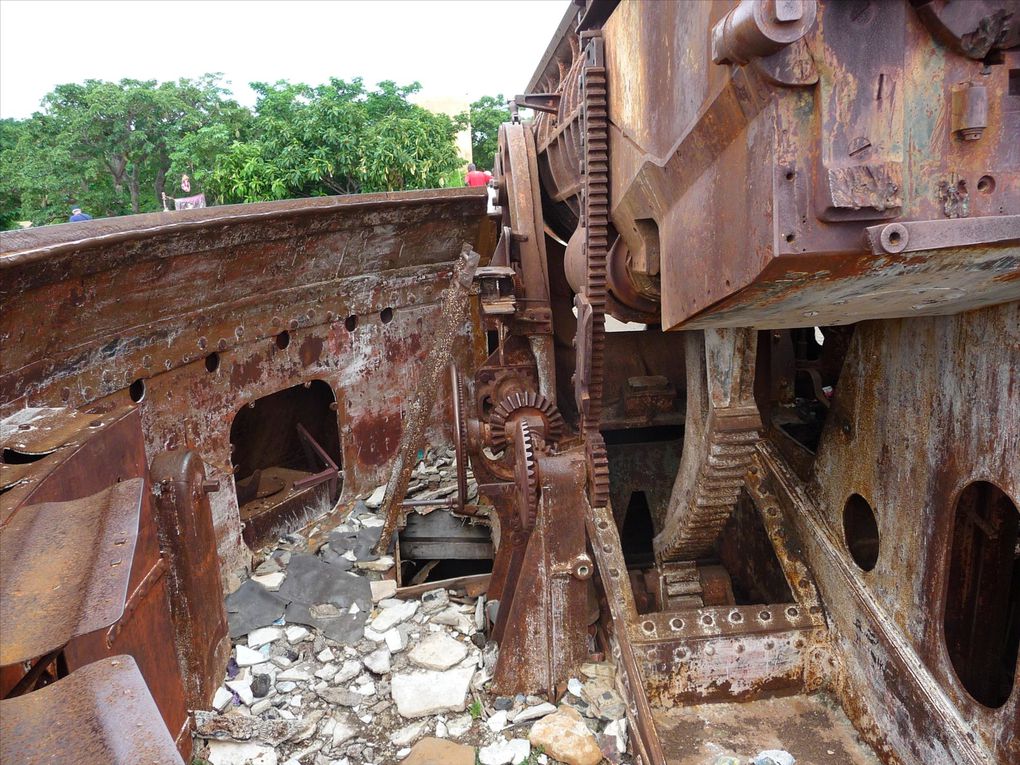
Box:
[1,189,494,576]
[2,3,1019,764]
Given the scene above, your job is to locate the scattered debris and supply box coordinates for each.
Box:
[195,456,636,765]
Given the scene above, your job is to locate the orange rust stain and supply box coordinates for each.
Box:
[228,353,264,389]
[350,411,402,468]
[299,336,324,366]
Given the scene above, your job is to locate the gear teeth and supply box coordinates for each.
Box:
[579,33,612,509]
[514,420,540,532]
[489,391,565,452]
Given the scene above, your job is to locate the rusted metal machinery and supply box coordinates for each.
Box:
[1,2,1019,764]
[0,190,496,762]
[462,1,1018,762]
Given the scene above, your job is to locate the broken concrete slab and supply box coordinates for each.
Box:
[391,666,474,718]
[408,632,468,671]
[369,598,418,632]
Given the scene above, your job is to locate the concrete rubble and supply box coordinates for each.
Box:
[193,450,635,764]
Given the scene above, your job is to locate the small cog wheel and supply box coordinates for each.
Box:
[490,390,565,451]
[513,419,540,532]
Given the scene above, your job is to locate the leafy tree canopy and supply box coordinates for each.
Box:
[467,94,510,172]
[2,76,502,229]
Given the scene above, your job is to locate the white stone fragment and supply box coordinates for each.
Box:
[369,599,418,632]
[212,686,233,711]
[446,714,472,737]
[407,632,468,671]
[370,579,398,602]
[512,702,557,723]
[276,667,311,682]
[356,555,394,571]
[250,698,273,715]
[354,679,376,696]
[479,738,531,765]
[334,660,362,684]
[486,709,508,732]
[430,606,474,634]
[384,628,406,653]
[247,627,284,648]
[365,485,386,508]
[315,664,339,681]
[389,720,426,746]
[390,666,474,718]
[360,516,384,528]
[604,718,628,754]
[363,647,391,674]
[285,626,309,644]
[251,572,285,590]
[235,645,264,667]
[316,648,335,663]
[420,588,449,612]
[567,677,583,697]
[226,679,254,706]
[332,718,357,747]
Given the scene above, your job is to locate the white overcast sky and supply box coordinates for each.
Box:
[0,0,570,119]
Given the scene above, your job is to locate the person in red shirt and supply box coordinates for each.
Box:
[464,163,490,187]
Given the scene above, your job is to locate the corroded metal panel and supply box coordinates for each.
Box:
[0,656,184,765]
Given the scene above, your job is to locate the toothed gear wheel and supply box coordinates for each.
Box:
[490,391,565,450]
[513,419,540,532]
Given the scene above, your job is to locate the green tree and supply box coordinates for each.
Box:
[467,94,509,172]
[205,78,465,203]
[1,75,241,225]
[1,75,469,227]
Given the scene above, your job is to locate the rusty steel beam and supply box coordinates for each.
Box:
[373,244,480,556]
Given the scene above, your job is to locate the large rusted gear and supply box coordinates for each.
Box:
[490,390,565,451]
[512,419,540,532]
[449,364,469,513]
[578,32,611,509]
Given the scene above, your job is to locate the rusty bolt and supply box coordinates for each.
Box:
[202,479,220,494]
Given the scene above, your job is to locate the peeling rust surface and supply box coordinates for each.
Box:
[0,655,184,765]
[0,480,143,666]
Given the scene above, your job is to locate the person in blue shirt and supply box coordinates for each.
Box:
[69,207,92,222]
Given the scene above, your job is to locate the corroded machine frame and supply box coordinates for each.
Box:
[1,2,1019,764]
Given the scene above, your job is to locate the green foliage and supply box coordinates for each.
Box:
[1,76,504,228]
[469,699,483,719]
[209,78,465,203]
[2,75,240,226]
[467,94,510,172]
